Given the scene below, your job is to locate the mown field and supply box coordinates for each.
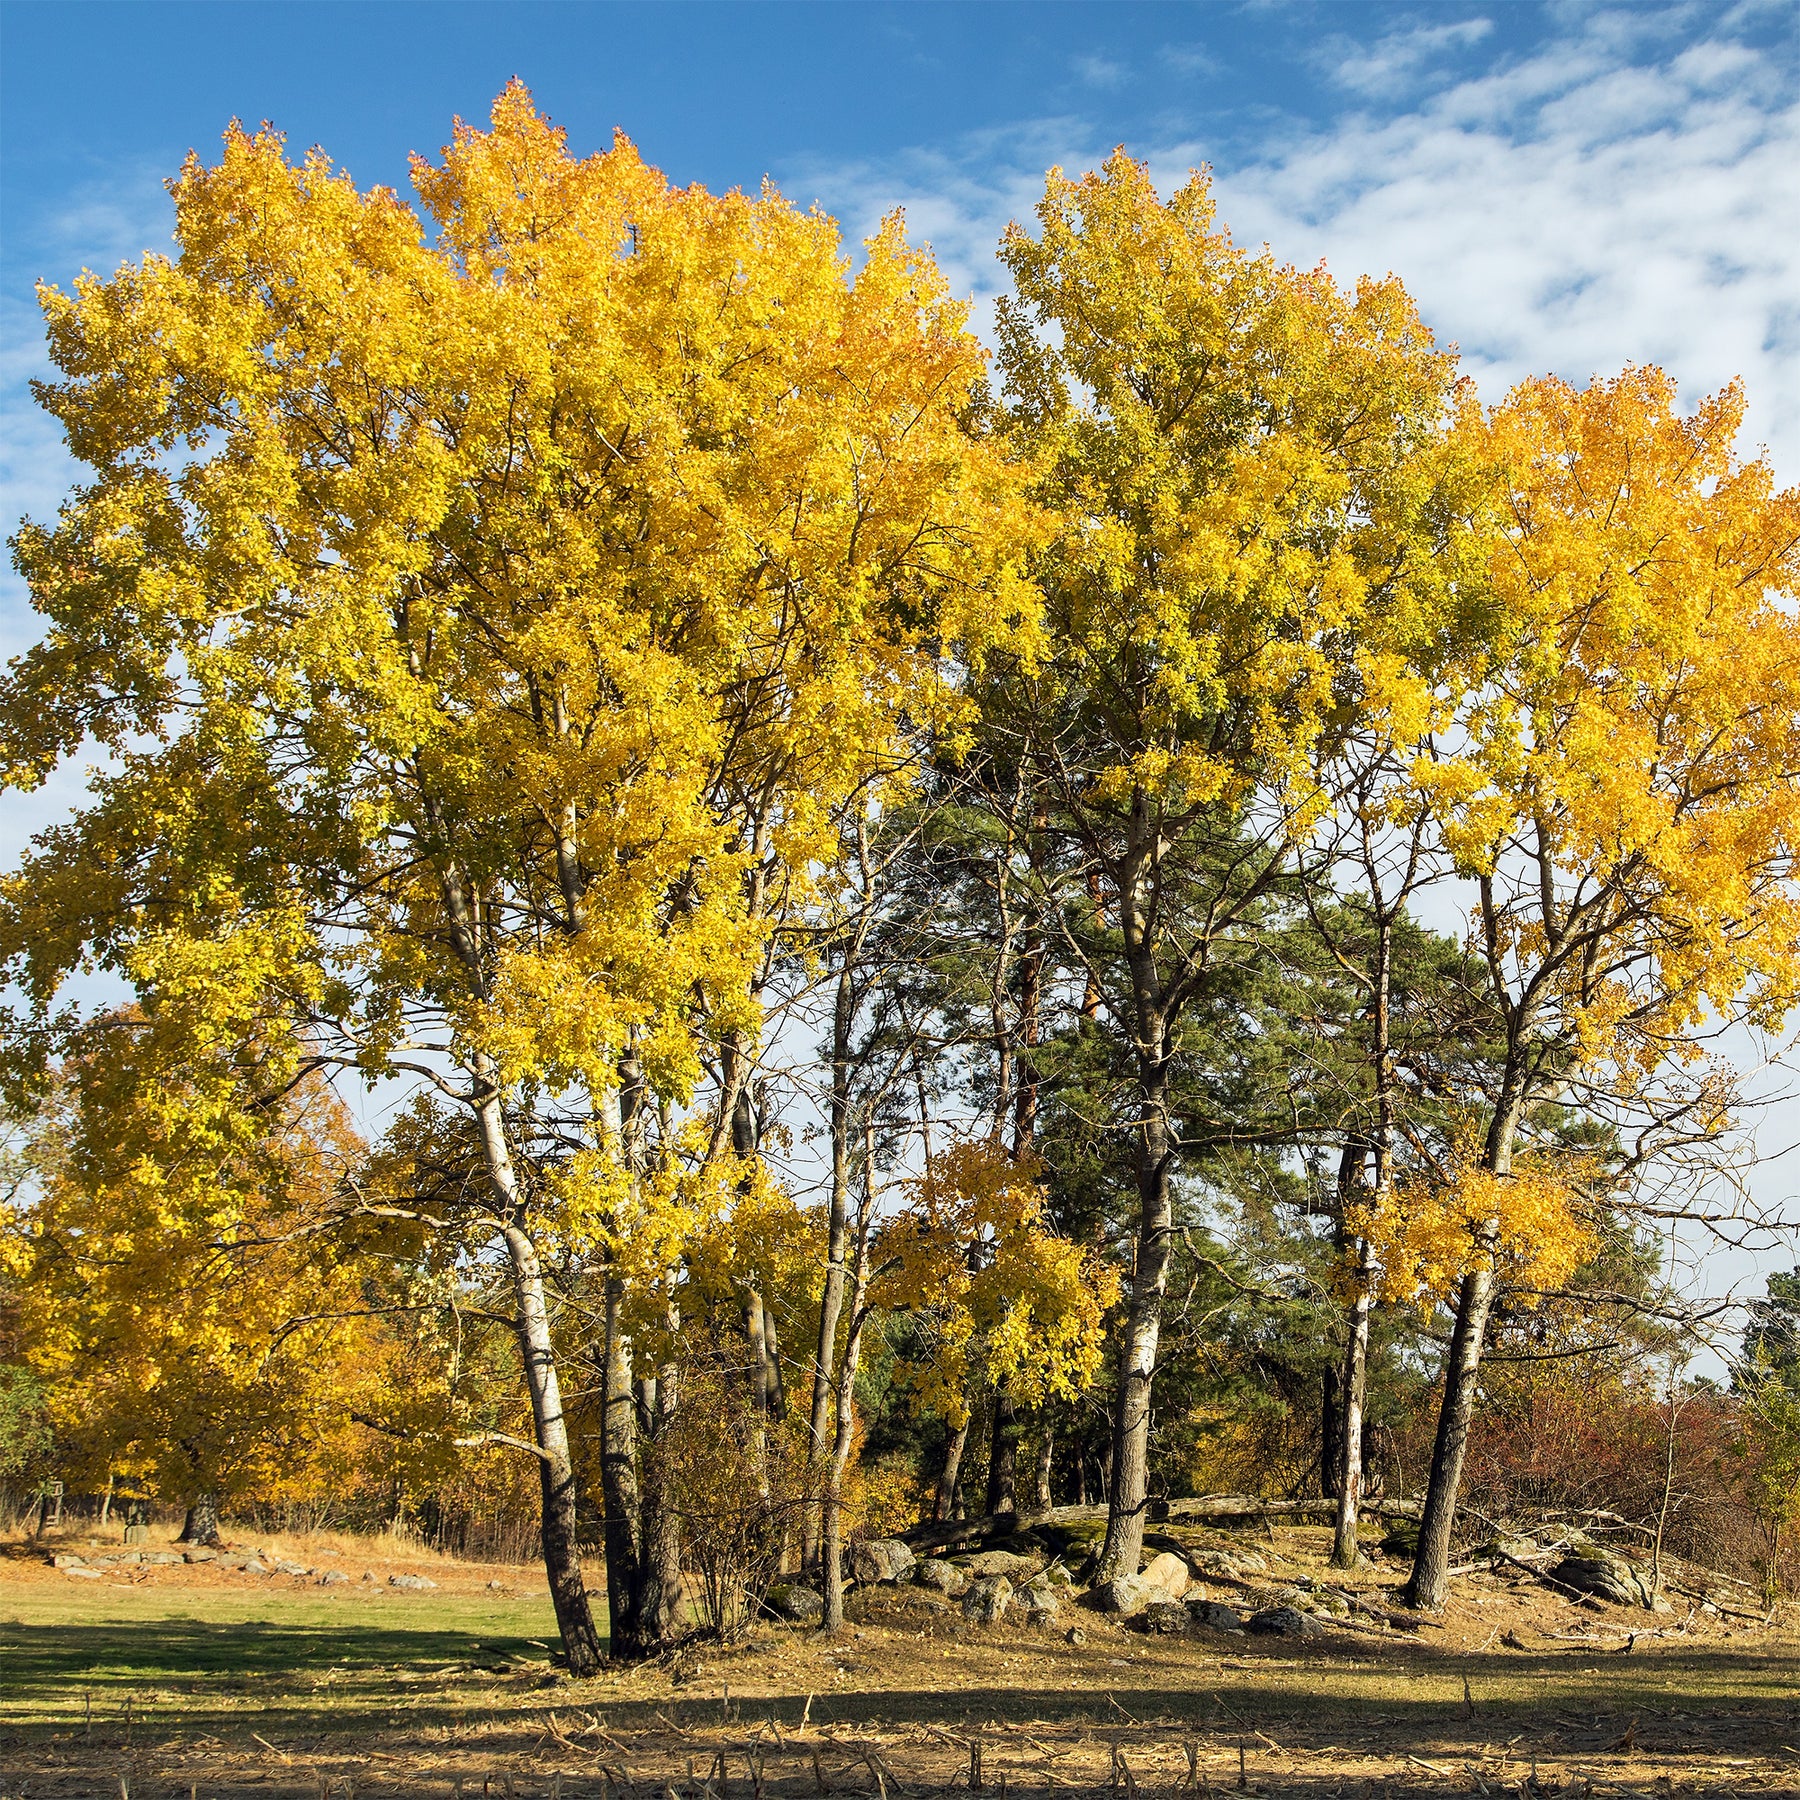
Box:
[3,1527,1798,1799]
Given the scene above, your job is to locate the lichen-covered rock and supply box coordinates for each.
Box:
[962,1574,1013,1623]
[1247,1604,1328,1640]
[50,1553,87,1569]
[389,1572,437,1590]
[1018,1576,1061,1621]
[850,1538,916,1584]
[273,1560,311,1577]
[1187,1599,1245,1632]
[1142,1600,1191,1635]
[317,1569,350,1586]
[1192,1547,1268,1581]
[965,1548,1042,1579]
[1552,1553,1673,1612]
[766,1581,824,1623]
[1097,1573,1156,1616]
[914,1558,972,1597]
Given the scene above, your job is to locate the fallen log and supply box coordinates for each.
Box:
[899,1494,1422,1553]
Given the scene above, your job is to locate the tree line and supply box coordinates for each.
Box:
[3,86,1798,1673]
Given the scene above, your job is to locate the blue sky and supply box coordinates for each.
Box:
[2,0,1797,1317]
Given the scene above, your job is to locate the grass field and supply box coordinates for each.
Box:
[3,1528,1798,1799]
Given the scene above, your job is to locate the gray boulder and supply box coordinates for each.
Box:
[317,1569,350,1586]
[50,1553,87,1569]
[1142,1600,1191,1635]
[273,1560,311,1577]
[915,1558,972,1597]
[962,1574,1013,1623]
[182,1548,217,1564]
[1187,1599,1245,1632]
[850,1538,916,1584]
[1247,1605,1328,1640]
[965,1548,1042,1579]
[1192,1547,1268,1581]
[240,1558,269,1575]
[765,1581,824,1624]
[1552,1553,1672,1612]
[1096,1573,1156,1616]
[388,1572,437,1590]
[1017,1575,1061,1621]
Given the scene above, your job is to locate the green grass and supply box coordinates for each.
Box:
[0,1583,567,1735]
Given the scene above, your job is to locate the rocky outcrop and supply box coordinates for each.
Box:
[914,1558,971,1597]
[1247,1604,1329,1640]
[962,1574,1013,1623]
[851,1539,916,1584]
[765,1581,824,1623]
[1187,1598,1245,1632]
[1551,1552,1673,1612]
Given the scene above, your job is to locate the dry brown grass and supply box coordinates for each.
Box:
[2,1523,1795,1798]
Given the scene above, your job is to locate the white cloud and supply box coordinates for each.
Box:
[1322,16,1497,98]
[1160,43,1223,80]
[790,4,1800,479]
[1072,52,1130,91]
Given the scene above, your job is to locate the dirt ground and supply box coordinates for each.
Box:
[2,1522,1796,1799]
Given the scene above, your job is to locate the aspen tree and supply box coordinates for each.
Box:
[2,86,1037,1667]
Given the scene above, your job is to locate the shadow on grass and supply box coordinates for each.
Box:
[3,1613,1797,1764]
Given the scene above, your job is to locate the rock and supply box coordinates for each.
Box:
[914,1558,971,1597]
[145,1551,184,1565]
[961,1574,1013,1623]
[1192,1548,1268,1581]
[389,1572,438,1591]
[240,1559,270,1575]
[487,1579,506,1590]
[183,1548,217,1564]
[101,1552,142,1567]
[1096,1574,1157,1617]
[1551,1553,1672,1612]
[1378,1523,1420,1559]
[1247,1605,1329,1640]
[765,1582,824,1624]
[1017,1575,1061,1620]
[1187,1599,1246,1633]
[850,1539,916,1585]
[273,1560,311,1577]
[1141,1551,1191,1598]
[1142,1600,1191,1635]
[66,1566,105,1579]
[965,1549,1042,1579]
[50,1553,87,1569]
[317,1569,350,1586]
[123,1524,150,1545]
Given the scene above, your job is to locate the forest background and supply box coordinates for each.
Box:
[2,0,1798,1681]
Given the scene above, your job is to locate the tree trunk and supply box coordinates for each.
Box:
[822,1198,875,1634]
[178,1492,223,1547]
[1401,1261,1495,1610]
[1321,1364,1343,1500]
[632,1361,684,1648]
[985,1382,1019,1517]
[1095,1012,1174,1584]
[600,1277,645,1659]
[935,1410,971,1523]
[499,1216,605,1676]
[1031,1413,1055,1514]
[1330,1274,1372,1569]
[1402,1036,1525,1612]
